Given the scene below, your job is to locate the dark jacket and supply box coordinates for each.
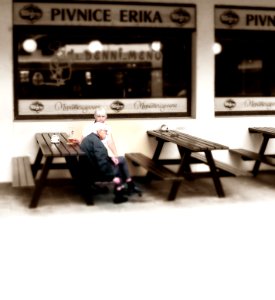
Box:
[80,132,115,180]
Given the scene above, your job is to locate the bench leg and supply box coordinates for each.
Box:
[167,180,182,200]
[252,136,269,176]
[29,156,53,208]
[205,150,225,198]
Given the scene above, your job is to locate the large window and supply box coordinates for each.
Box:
[13,2,195,119]
[215,6,275,115]
[215,30,275,97]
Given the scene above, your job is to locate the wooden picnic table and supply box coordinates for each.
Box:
[230,127,275,176]
[126,129,232,201]
[29,132,85,208]
[249,127,275,176]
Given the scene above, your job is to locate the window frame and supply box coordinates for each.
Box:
[13,1,196,120]
[215,5,275,116]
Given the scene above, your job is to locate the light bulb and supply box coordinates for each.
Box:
[213,42,222,55]
[151,41,162,51]
[23,39,37,53]
[88,40,103,53]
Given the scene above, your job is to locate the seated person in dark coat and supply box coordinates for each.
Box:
[80,122,141,204]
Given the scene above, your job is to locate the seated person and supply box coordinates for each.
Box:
[80,122,141,204]
[82,107,119,164]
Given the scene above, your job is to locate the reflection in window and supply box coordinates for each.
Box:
[15,27,191,100]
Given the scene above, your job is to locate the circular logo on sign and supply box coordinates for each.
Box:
[220,10,239,27]
[32,72,44,86]
[170,8,191,26]
[19,4,43,24]
[224,99,236,109]
[29,101,44,113]
[110,101,124,112]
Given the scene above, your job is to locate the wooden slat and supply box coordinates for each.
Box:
[43,133,63,157]
[126,153,183,180]
[170,130,228,150]
[249,127,275,136]
[12,157,19,186]
[23,156,35,185]
[192,152,251,176]
[18,156,27,186]
[147,130,228,152]
[230,148,275,166]
[35,133,52,156]
[12,156,35,187]
[156,131,202,151]
[35,133,85,157]
[59,133,82,155]
[59,133,76,155]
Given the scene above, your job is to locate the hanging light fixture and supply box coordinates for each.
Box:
[151,41,162,52]
[212,42,222,55]
[22,38,37,53]
[88,40,103,53]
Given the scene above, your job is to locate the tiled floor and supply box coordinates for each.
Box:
[1,173,275,300]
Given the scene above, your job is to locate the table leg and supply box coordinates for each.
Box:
[152,139,165,161]
[167,150,191,200]
[32,148,43,177]
[205,150,225,198]
[65,156,84,199]
[177,146,192,177]
[65,156,79,179]
[29,156,53,208]
[146,139,165,181]
[252,136,269,176]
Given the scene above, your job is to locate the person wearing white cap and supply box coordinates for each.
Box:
[80,122,141,204]
[82,107,119,165]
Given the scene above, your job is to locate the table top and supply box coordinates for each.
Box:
[35,132,85,157]
[147,130,228,152]
[249,127,275,137]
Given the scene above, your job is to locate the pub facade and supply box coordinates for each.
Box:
[1,0,275,183]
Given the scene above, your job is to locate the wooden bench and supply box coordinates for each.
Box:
[230,148,275,166]
[125,152,183,181]
[12,156,35,187]
[191,153,251,177]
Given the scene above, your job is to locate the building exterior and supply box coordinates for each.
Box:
[1,0,275,183]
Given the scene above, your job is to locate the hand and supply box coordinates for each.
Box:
[111,157,119,165]
[67,138,79,144]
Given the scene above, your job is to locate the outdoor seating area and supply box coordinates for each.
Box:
[126,129,248,201]
[12,128,275,209]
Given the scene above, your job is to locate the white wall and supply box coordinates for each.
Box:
[2,0,275,183]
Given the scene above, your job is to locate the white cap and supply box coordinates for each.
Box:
[93,122,108,132]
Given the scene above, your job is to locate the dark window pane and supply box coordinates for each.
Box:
[215,30,275,97]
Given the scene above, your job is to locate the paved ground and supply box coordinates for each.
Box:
[0,173,275,300]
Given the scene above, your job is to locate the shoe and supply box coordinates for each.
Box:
[127,181,142,197]
[113,195,128,204]
[81,188,94,206]
[113,185,128,204]
[85,198,94,206]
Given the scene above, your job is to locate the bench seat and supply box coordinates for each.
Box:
[191,153,251,177]
[125,152,183,181]
[230,148,275,166]
[12,156,35,187]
